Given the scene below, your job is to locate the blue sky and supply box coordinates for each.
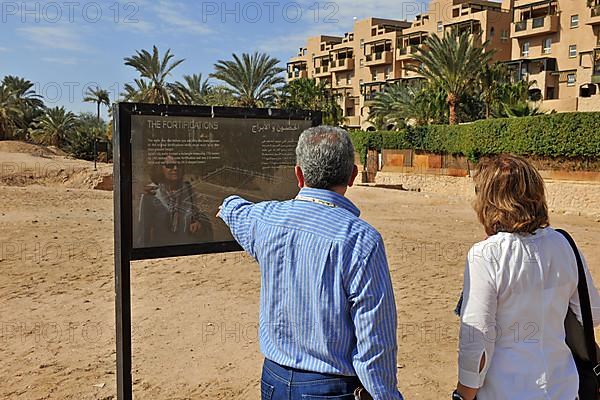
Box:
[0,0,429,119]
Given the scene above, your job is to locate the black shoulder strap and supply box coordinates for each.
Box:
[556,228,598,367]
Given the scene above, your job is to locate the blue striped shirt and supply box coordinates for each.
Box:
[220,187,402,399]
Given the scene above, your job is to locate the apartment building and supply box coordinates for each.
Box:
[287,0,514,129]
[507,0,600,112]
[286,0,600,129]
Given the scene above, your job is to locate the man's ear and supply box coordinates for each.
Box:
[347,165,359,188]
[295,166,305,189]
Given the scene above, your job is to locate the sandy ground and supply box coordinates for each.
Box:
[1,148,600,399]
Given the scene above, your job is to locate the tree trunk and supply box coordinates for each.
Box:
[97,102,101,121]
[448,93,459,125]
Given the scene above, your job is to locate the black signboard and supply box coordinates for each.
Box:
[96,141,109,153]
[113,102,321,399]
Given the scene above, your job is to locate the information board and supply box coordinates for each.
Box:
[112,103,321,400]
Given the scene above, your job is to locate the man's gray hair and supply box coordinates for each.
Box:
[295,126,355,189]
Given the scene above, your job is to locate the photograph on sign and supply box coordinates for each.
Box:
[130,115,313,248]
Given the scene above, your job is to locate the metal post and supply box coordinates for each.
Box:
[113,105,133,400]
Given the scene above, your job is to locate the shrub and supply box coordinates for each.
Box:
[349,113,600,162]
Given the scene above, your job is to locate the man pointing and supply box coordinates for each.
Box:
[219,126,402,400]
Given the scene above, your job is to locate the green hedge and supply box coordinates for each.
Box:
[349,113,600,163]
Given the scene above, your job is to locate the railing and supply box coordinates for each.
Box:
[332,59,346,68]
[515,20,527,31]
[364,92,379,101]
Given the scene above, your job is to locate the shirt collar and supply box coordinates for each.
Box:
[297,187,360,217]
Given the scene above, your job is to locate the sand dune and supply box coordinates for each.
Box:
[1,150,599,399]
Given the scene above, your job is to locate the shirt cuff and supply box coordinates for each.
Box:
[458,367,482,389]
[220,195,242,222]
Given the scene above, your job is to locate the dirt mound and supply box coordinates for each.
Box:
[0,147,112,190]
[0,140,67,157]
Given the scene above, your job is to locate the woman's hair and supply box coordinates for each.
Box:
[473,154,549,236]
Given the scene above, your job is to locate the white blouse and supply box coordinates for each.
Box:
[458,227,600,399]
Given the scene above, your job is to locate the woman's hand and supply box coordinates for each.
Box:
[189,221,201,234]
[143,183,158,195]
[456,383,478,400]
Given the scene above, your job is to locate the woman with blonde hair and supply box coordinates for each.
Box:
[453,154,600,400]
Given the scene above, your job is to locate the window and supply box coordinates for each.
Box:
[522,41,530,57]
[437,21,443,32]
[567,73,576,86]
[570,15,579,28]
[490,27,495,37]
[359,79,364,86]
[360,58,364,67]
[360,39,365,48]
[569,45,577,58]
[347,73,352,84]
[385,67,392,79]
[543,38,552,54]
[372,72,377,81]
[501,30,509,42]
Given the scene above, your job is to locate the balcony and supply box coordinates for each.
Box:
[511,14,559,38]
[344,115,360,127]
[364,51,393,66]
[314,66,331,78]
[363,92,379,103]
[330,58,355,72]
[588,6,600,25]
[396,45,420,60]
[287,70,308,80]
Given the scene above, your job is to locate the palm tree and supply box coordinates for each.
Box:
[170,73,211,105]
[407,31,494,124]
[211,52,285,107]
[121,79,152,102]
[479,63,511,119]
[493,80,540,118]
[368,80,447,127]
[503,102,544,117]
[203,85,237,106]
[0,85,23,139]
[124,46,184,104]
[83,86,110,121]
[2,76,44,139]
[279,78,343,125]
[29,106,77,147]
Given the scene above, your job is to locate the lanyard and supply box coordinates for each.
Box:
[295,195,337,208]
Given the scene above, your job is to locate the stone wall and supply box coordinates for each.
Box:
[375,171,600,219]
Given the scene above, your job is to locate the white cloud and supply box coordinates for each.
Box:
[152,0,212,35]
[115,19,155,34]
[258,25,341,54]
[298,0,428,25]
[41,57,79,65]
[18,25,86,51]
[260,0,425,56]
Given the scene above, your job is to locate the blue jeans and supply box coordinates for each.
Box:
[261,358,361,400]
